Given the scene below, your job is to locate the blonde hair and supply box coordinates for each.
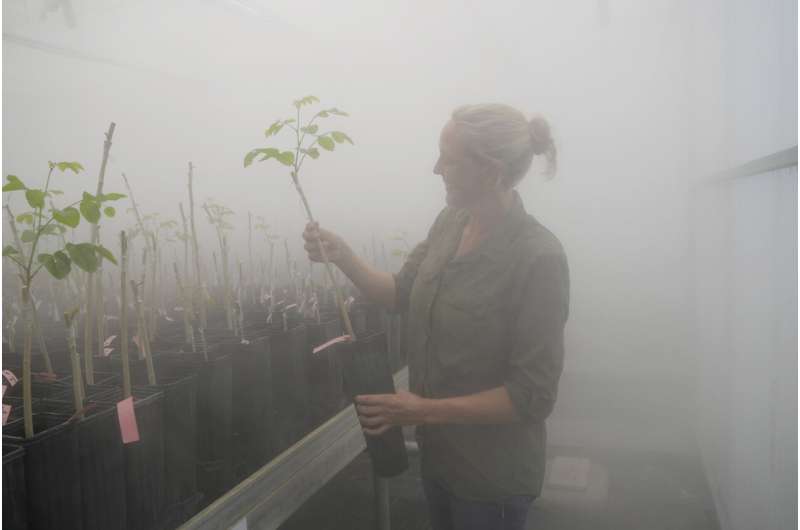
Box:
[451,103,557,184]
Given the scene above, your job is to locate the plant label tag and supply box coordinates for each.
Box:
[104,335,117,347]
[2,404,10,425]
[2,370,18,387]
[230,517,248,530]
[103,347,114,357]
[116,397,140,444]
[2,384,6,397]
[313,334,351,355]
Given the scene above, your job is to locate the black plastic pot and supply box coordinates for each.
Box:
[89,387,165,530]
[303,319,347,428]
[268,324,310,454]
[3,444,27,530]
[338,332,409,477]
[155,351,232,508]
[3,412,84,530]
[224,337,274,479]
[32,399,127,530]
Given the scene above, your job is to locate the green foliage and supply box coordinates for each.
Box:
[3,175,26,192]
[293,95,320,109]
[21,230,36,243]
[24,190,45,209]
[80,197,101,223]
[104,206,116,218]
[317,136,335,151]
[99,193,126,201]
[15,212,34,225]
[95,245,117,265]
[276,151,295,166]
[52,161,84,174]
[65,242,100,273]
[331,131,353,144]
[38,251,71,279]
[53,207,81,228]
[301,124,319,134]
[300,147,320,159]
[3,245,20,257]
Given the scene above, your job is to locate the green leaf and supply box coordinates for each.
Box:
[98,193,126,201]
[15,213,34,225]
[95,245,117,265]
[2,175,26,192]
[65,243,99,273]
[41,224,67,236]
[301,124,319,134]
[265,120,284,138]
[80,199,101,224]
[318,136,335,151]
[21,230,36,243]
[103,206,116,218]
[317,110,329,118]
[38,251,71,279]
[82,191,96,201]
[293,95,319,108]
[3,245,20,257]
[328,108,349,116]
[276,151,295,166]
[301,147,320,160]
[55,162,84,174]
[53,207,80,228]
[331,131,354,144]
[25,189,45,209]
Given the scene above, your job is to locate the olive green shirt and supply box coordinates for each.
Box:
[394,191,570,501]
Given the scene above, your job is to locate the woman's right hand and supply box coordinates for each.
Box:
[302,221,351,265]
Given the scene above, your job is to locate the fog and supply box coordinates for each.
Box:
[2,1,797,529]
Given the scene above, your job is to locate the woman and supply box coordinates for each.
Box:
[302,103,569,530]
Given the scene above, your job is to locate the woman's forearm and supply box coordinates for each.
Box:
[424,386,520,425]
[336,250,397,311]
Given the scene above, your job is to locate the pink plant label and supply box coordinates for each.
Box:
[103,347,114,357]
[2,370,18,387]
[116,397,140,444]
[104,335,117,347]
[313,334,352,355]
[2,404,10,425]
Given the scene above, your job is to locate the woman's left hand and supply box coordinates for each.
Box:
[355,391,430,436]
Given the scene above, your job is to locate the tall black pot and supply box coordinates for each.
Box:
[338,332,409,477]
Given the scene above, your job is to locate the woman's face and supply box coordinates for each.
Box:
[433,120,497,208]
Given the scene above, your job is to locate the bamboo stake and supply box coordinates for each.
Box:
[64,307,85,417]
[130,279,155,385]
[120,232,132,399]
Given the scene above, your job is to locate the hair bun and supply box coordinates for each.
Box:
[528,115,552,155]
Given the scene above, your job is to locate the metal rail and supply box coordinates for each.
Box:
[180,367,409,530]
[693,145,797,188]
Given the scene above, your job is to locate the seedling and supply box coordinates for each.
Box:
[244,95,356,339]
[2,161,123,437]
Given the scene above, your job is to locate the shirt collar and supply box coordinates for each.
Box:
[453,190,531,264]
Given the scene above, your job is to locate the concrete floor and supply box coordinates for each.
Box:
[280,440,720,530]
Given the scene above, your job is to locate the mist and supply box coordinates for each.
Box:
[2,1,797,529]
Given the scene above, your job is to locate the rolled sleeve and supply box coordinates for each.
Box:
[504,252,570,424]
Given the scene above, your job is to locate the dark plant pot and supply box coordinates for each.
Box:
[3,412,84,530]
[303,319,347,428]
[155,351,233,508]
[223,337,274,479]
[89,387,166,530]
[338,332,409,478]
[268,324,311,454]
[3,444,28,530]
[33,399,127,530]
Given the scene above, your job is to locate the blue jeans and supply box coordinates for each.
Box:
[422,477,535,530]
